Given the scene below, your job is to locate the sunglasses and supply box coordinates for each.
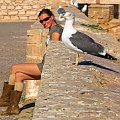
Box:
[39,16,51,23]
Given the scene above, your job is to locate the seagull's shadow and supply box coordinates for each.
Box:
[78,60,119,73]
[19,102,35,113]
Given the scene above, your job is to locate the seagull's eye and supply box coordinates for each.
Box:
[68,13,71,16]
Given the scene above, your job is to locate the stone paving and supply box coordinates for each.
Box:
[0,22,33,120]
[33,41,120,120]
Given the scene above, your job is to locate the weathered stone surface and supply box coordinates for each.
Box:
[88,5,114,24]
[32,6,120,120]
[26,28,47,100]
[33,41,120,120]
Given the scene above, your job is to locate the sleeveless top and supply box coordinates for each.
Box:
[49,24,63,40]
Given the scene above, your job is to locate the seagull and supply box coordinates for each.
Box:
[61,12,117,65]
[70,0,89,16]
[57,6,66,21]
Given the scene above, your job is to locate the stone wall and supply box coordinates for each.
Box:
[77,0,120,4]
[25,23,48,99]
[78,0,120,19]
[33,41,120,120]
[0,0,120,22]
[0,0,69,22]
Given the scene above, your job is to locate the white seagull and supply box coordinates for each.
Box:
[61,12,117,65]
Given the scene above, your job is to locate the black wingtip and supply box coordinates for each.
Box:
[97,53,117,61]
[105,53,117,60]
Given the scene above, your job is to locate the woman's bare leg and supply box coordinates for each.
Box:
[8,63,41,83]
[8,63,41,91]
[11,63,41,76]
[15,71,41,82]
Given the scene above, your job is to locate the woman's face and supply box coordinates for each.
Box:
[39,13,54,28]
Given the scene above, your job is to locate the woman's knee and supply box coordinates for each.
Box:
[15,72,24,82]
[10,64,20,73]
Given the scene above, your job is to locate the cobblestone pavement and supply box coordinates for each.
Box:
[0,22,34,120]
[33,41,120,120]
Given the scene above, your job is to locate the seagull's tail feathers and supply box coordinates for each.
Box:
[97,53,117,60]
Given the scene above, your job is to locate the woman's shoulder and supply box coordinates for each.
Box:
[51,24,63,31]
[49,24,63,36]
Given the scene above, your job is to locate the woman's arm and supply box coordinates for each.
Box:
[51,32,61,41]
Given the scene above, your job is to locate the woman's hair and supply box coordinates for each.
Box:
[38,9,54,17]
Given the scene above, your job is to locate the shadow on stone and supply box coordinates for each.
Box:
[19,102,35,113]
[79,60,119,73]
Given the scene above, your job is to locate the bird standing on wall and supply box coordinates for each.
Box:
[70,0,89,16]
[61,12,117,65]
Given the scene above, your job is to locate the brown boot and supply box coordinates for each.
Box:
[0,90,22,115]
[0,82,14,107]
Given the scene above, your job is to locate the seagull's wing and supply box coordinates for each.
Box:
[69,31,104,55]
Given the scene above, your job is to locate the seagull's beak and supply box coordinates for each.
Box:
[60,15,65,18]
[60,13,66,19]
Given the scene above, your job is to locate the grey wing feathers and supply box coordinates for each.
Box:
[69,31,104,55]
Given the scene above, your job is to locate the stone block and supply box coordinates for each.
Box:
[8,11,18,15]
[26,55,42,63]
[18,10,26,15]
[23,5,32,10]
[28,15,37,20]
[7,6,14,10]
[26,29,46,63]
[19,16,28,20]
[88,5,114,24]
[15,6,22,10]
[1,6,7,10]
[26,11,37,15]
[5,0,11,3]
[1,10,7,15]
[27,29,42,43]
[11,16,19,20]
[3,16,10,20]
[42,29,49,37]
[26,43,43,56]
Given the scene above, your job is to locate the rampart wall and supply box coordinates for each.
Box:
[0,0,69,21]
[0,0,120,21]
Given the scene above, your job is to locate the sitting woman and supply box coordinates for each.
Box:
[0,8,63,115]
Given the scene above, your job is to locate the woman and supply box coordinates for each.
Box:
[0,9,63,115]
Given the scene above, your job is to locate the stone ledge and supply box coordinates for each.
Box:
[32,41,120,120]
